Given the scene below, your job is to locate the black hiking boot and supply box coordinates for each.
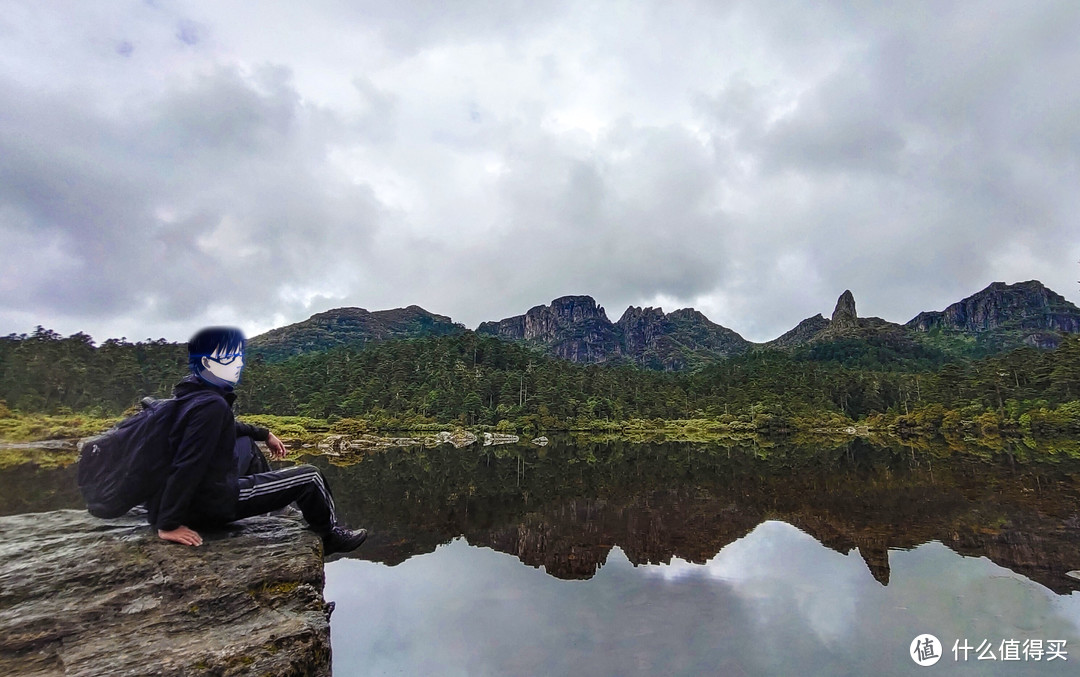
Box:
[323,526,368,555]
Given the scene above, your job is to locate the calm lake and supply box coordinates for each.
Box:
[4,435,1080,675]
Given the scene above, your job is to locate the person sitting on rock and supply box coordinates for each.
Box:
[147,326,367,555]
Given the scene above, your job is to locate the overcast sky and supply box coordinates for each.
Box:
[2,1,1078,344]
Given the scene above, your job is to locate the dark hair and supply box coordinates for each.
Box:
[187,326,246,373]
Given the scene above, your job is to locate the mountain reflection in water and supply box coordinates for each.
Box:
[3,437,1078,594]
[317,437,1080,595]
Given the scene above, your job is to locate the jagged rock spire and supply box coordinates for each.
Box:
[831,290,857,327]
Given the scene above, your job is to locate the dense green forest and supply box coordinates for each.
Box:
[2,326,1079,438]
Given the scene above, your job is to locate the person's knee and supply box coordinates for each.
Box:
[294,463,320,476]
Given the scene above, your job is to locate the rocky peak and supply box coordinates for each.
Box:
[831,290,858,327]
[767,285,906,348]
[616,306,668,333]
[477,296,622,363]
[616,307,669,354]
[517,295,610,343]
[906,280,1080,339]
[547,295,610,324]
[617,306,667,325]
[480,296,750,368]
[666,308,709,323]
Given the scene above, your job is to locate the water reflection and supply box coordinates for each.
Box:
[4,437,1079,596]
[0,462,80,516]
[315,437,1080,594]
[327,521,1080,676]
[5,435,1080,673]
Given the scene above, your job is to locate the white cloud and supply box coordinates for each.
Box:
[638,521,865,646]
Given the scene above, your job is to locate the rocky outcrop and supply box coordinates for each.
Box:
[434,430,479,448]
[906,280,1080,338]
[616,306,668,356]
[479,296,749,368]
[0,510,331,676]
[314,431,483,453]
[831,290,858,327]
[478,296,623,364]
[478,296,611,342]
[483,432,520,446]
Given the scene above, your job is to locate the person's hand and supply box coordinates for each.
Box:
[267,432,287,460]
[158,525,203,546]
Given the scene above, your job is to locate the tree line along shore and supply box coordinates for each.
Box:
[1,328,1078,453]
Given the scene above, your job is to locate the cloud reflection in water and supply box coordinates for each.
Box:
[326,520,1080,675]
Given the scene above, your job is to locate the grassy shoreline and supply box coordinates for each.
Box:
[2,408,1078,469]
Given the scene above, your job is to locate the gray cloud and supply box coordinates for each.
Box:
[424,121,733,323]
[1,1,1078,344]
[679,0,1080,336]
[0,61,385,338]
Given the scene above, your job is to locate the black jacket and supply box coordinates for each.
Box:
[145,375,268,531]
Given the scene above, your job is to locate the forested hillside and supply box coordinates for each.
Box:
[2,327,1079,436]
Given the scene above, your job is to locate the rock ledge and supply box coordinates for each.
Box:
[0,510,330,676]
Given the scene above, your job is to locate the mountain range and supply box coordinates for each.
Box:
[248,280,1080,369]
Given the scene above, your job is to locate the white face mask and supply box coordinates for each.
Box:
[201,346,245,386]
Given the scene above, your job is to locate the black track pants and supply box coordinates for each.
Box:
[234,464,338,534]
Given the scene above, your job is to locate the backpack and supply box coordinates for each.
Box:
[234,434,272,475]
[77,395,192,518]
